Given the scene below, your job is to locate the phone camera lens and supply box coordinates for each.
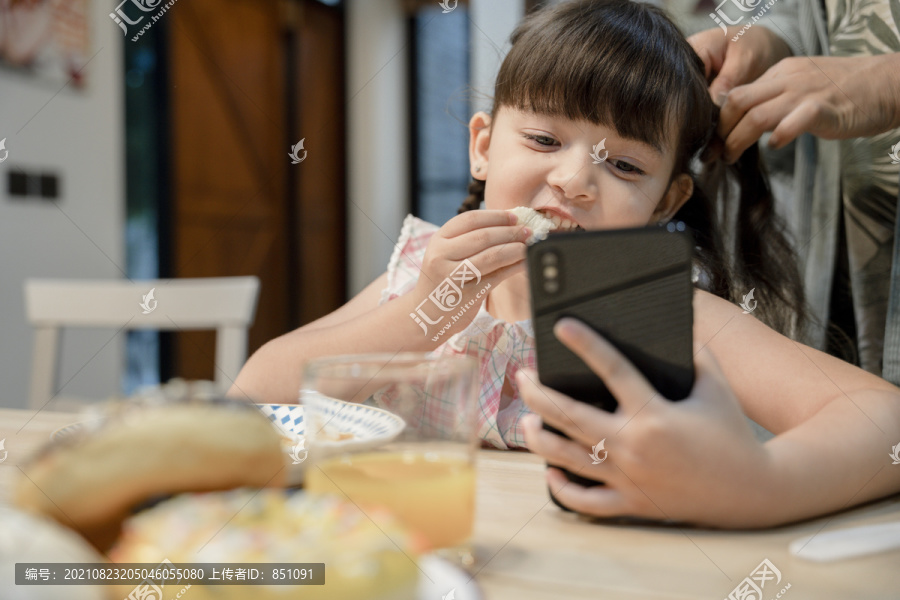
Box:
[541,252,558,266]
[543,265,558,279]
[544,280,559,293]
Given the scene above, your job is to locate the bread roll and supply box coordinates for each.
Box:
[14,399,285,552]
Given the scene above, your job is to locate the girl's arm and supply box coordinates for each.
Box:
[229,210,529,405]
[296,272,390,333]
[227,274,431,404]
[692,289,898,432]
[693,289,900,524]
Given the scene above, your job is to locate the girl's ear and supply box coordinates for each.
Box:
[469,111,492,181]
[653,173,694,222]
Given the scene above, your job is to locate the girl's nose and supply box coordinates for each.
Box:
[546,149,598,202]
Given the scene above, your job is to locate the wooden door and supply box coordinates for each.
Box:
[167,0,346,384]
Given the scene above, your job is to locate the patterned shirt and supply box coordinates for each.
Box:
[822,0,900,374]
[378,215,534,449]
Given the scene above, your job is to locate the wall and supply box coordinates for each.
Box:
[346,0,525,296]
[0,2,124,409]
[345,0,410,296]
[469,0,524,115]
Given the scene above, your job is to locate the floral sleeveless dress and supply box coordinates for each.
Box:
[378,215,534,449]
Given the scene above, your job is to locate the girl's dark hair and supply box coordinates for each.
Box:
[458,0,805,336]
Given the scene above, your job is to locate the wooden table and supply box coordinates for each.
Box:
[2,408,899,599]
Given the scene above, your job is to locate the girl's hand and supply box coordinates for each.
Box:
[519,318,777,527]
[409,210,529,336]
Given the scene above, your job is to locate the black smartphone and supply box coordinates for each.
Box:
[526,225,695,508]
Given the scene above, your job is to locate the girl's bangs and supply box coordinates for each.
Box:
[494,1,696,153]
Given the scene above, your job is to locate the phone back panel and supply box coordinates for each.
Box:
[527,227,695,412]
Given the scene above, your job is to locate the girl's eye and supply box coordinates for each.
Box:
[523,133,558,147]
[611,159,645,176]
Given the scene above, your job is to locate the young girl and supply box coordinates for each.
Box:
[233,0,900,525]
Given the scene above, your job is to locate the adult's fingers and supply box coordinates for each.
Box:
[552,319,661,414]
[718,77,785,141]
[687,28,728,82]
[722,90,798,163]
[768,99,838,149]
[709,31,792,103]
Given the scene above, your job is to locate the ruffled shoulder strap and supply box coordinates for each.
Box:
[380,214,439,304]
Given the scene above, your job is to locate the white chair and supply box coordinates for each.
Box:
[24,277,260,408]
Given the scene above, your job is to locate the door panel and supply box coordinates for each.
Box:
[168,0,345,384]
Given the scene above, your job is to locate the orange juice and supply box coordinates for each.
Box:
[305,451,475,550]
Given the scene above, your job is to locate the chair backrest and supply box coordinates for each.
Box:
[24,277,260,408]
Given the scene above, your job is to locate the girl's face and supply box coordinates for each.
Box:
[468,107,693,230]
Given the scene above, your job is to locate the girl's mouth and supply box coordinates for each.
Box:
[536,208,582,231]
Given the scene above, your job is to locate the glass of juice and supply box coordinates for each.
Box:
[301,353,479,564]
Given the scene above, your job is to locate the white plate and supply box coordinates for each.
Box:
[49,419,104,441]
[417,555,483,600]
[296,392,406,451]
[257,398,405,485]
[50,423,87,440]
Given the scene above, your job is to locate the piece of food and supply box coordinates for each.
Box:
[14,398,286,552]
[109,489,421,600]
[508,206,582,244]
[508,206,554,244]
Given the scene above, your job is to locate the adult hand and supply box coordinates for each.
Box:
[688,25,793,107]
[519,318,777,527]
[718,53,900,162]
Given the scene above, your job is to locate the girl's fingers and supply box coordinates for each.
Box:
[521,414,613,481]
[487,259,528,285]
[466,239,527,277]
[552,319,660,416]
[546,468,630,518]
[441,209,517,238]
[446,225,531,262]
[516,369,613,446]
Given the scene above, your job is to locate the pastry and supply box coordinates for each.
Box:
[109,489,420,600]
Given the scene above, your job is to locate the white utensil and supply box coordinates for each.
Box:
[790,522,900,562]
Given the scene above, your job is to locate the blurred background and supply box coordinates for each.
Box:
[0,0,719,409]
